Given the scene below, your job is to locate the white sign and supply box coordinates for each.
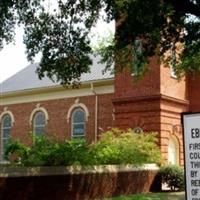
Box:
[183,113,200,200]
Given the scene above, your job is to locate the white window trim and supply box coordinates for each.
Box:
[0,111,14,126]
[67,103,89,123]
[71,108,86,138]
[0,114,12,160]
[170,65,177,79]
[168,135,180,165]
[29,107,49,125]
[170,48,178,79]
[33,111,46,135]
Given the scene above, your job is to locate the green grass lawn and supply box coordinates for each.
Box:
[103,192,185,200]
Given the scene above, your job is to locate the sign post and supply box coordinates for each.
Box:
[182,113,200,200]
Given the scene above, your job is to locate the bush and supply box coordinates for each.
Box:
[5,128,162,166]
[5,136,91,166]
[89,128,162,165]
[4,139,30,164]
[159,164,185,191]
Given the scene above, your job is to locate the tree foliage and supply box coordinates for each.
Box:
[0,0,200,84]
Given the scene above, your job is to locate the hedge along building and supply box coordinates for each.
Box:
[1,53,197,165]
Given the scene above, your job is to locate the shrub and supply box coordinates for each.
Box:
[89,128,162,165]
[5,136,90,166]
[5,128,162,166]
[4,139,30,164]
[159,164,185,191]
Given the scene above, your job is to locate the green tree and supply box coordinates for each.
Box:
[0,0,200,84]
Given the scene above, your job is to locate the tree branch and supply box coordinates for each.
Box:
[167,0,200,17]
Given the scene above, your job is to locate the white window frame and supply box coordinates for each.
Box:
[1,114,12,160]
[33,111,46,136]
[170,48,178,79]
[132,39,143,76]
[71,108,86,138]
[30,107,48,136]
[168,136,180,165]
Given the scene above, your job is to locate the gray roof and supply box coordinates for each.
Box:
[0,56,113,94]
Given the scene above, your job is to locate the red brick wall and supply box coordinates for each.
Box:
[113,97,161,132]
[160,65,188,100]
[160,99,188,165]
[188,73,200,112]
[113,56,189,165]
[0,167,159,200]
[115,56,161,98]
[0,93,114,144]
[159,65,188,164]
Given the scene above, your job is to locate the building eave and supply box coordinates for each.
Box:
[1,78,114,99]
[0,78,114,106]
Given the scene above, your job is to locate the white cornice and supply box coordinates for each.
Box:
[0,79,114,105]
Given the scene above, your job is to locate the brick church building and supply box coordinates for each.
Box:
[0,55,199,165]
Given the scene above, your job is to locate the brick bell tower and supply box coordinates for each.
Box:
[112,51,189,165]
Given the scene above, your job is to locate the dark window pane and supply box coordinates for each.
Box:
[33,112,46,135]
[2,115,11,128]
[34,127,44,136]
[73,110,85,123]
[2,139,9,154]
[73,124,84,136]
[2,128,11,138]
[34,112,45,126]
[72,108,86,137]
[1,114,12,159]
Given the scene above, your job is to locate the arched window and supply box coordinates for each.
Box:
[168,136,179,165]
[71,108,86,138]
[1,114,12,159]
[33,111,46,136]
[170,48,177,78]
[132,39,142,75]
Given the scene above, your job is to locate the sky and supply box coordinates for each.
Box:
[0,27,31,83]
[0,20,114,83]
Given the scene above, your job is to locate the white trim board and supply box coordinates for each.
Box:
[0,85,114,105]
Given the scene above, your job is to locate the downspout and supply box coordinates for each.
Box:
[90,82,98,142]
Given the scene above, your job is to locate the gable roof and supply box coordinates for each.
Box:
[0,56,113,94]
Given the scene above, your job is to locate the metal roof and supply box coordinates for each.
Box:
[0,56,113,94]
